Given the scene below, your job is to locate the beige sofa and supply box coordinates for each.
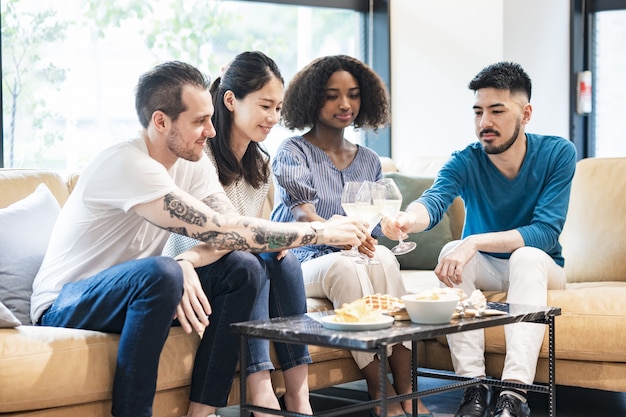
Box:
[0,169,364,417]
[1,156,625,416]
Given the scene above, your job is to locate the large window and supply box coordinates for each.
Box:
[571,0,626,158]
[590,9,626,157]
[1,0,370,172]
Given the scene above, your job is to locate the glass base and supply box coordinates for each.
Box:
[391,241,417,255]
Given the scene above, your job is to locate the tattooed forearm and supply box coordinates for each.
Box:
[164,226,189,236]
[192,230,254,251]
[252,225,298,249]
[164,193,207,226]
[143,218,189,236]
[301,230,316,245]
[202,194,239,216]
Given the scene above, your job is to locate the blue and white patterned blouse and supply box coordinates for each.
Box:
[270,135,383,263]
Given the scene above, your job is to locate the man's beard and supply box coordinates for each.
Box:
[482,119,521,155]
[166,127,202,162]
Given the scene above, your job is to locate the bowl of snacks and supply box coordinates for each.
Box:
[401,288,461,324]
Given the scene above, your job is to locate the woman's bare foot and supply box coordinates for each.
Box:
[388,344,431,416]
[361,358,406,416]
[282,364,313,414]
[247,370,281,417]
[186,401,218,417]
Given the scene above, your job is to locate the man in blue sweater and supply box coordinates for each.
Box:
[382,62,576,417]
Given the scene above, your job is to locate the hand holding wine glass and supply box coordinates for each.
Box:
[377,178,417,255]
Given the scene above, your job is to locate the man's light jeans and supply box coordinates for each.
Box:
[442,242,566,384]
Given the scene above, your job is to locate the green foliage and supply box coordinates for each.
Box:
[81,0,152,36]
[2,0,364,168]
[80,0,232,72]
[1,0,69,167]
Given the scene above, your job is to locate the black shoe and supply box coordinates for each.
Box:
[493,393,530,417]
[454,384,491,417]
[277,396,286,410]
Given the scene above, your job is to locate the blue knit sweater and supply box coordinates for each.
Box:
[417,133,577,266]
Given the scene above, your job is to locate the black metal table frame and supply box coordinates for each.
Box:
[233,305,559,417]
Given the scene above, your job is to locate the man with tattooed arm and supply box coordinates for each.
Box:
[30,61,366,417]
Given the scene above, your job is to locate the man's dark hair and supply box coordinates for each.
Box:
[135,61,211,128]
[468,61,532,101]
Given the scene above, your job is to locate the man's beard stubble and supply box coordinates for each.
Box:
[165,127,203,162]
[482,119,521,155]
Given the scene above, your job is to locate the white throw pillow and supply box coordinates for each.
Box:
[0,301,21,328]
[0,183,60,325]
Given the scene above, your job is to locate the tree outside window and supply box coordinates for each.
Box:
[1,0,363,172]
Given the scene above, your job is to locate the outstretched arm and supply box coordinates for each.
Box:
[133,188,365,251]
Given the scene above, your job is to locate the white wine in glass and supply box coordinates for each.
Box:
[341,181,366,260]
[354,181,386,265]
[377,178,417,255]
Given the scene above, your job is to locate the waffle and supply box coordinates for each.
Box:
[362,293,405,315]
[334,294,408,323]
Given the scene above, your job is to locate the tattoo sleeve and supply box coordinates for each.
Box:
[192,230,253,251]
[301,230,316,245]
[163,193,207,226]
[251,225,298,249]
[202,194,239,215]
[164,226,188,235]
[160,192,316,251]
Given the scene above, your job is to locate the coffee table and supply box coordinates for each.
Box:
[231,301,560,417]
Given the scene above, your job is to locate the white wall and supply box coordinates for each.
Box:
[389,0,570,167]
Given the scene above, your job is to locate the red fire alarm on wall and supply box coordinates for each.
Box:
[577,70,592,115]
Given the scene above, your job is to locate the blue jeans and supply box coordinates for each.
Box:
[246,252,311,374]
[40,254,263,416]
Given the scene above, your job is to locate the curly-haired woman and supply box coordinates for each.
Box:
[271,55,432,417]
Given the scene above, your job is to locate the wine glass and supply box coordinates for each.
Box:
[354,181,387,265]
[377,178,417,255]
[341,181,366,261]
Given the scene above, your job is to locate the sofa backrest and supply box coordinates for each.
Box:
[0,169,71,208]
[560,157,626,283]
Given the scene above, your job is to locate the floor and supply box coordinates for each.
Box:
[219,376,626,417]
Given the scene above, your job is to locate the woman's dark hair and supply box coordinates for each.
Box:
[468,61,532,101]
[135,61,210,129]
[281,55,390,131]
[208,51,283,188]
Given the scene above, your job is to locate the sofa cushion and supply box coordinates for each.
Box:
[377,172,454,270]
[561,157,626,284]
[0,169,70,208]
[0,183,61,325]
[0,325,200,413]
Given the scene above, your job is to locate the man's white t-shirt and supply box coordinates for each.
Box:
[31,137,223,323]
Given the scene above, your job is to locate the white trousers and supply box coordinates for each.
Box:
[442,241,566,384]
[302,246,410,369]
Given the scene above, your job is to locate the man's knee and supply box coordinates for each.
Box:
[136,257,184,306]
[149,256,184,290]
[439,240,462,261]
[510,246,549,266]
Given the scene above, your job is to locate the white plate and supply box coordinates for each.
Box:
[320,314,395,331]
